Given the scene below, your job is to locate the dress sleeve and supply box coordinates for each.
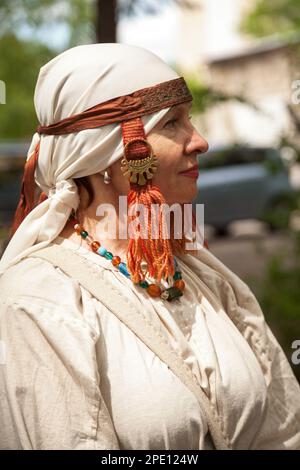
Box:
[0,294,120,450]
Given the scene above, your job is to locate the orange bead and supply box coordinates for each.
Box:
[174,279,185,291]
[147,284,162,297]
[112,255,121,266]
[74,224,83,235]
[91,241,101,252]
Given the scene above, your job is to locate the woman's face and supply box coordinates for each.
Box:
[110,101,209,205]
[146,102,209,205]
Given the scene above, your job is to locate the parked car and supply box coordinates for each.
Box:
[192,145,297,236]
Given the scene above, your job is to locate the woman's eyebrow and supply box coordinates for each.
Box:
[165,102,192,118]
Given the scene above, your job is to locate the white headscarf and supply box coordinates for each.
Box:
[0,43,180,275]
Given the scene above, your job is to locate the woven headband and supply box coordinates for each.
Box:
[37,77,192,135]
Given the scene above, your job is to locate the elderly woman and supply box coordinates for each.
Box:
[0,43,299,451]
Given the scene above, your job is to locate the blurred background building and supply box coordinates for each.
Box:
[120,0,300,147]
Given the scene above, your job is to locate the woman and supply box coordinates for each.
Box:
[0,43,299,450]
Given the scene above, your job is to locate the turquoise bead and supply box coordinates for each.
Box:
[105,251,113,260]
[81,230,88,239]
[173,271,182,280]
[118,262,130,278]
[97,246,107,256]
[139,280,149,288]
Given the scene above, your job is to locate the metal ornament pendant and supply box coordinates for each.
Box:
[121,138,158,186]
[160,286,183,302]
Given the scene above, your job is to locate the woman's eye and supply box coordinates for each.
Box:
[163,114,192,128]
[164,118,178,128]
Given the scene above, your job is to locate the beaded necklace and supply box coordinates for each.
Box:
[69,214,185,302]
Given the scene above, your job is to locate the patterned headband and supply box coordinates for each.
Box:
[37,77,192,135]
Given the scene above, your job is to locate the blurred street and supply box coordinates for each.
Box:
[207,221,296,294]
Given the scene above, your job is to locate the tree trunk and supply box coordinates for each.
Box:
[95,0,117,43]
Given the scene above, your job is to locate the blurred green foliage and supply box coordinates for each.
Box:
[0,0,95,47]
[186,77,259,114]
[0,33,54,138]
[0,0,96,139]
[257,227,300,382]
[240,0,300,38]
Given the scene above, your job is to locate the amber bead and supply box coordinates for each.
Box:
[91,241,101,252]
[74,224,83,235]
[174,279,185,291]
[147,284,162,297]
[112,255,121,266]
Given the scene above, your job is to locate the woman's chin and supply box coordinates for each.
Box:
[159,184,198,206]
[166,194,197,205]
[181,188,198,204]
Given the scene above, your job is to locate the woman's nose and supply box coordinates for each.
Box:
[185,128,209,155]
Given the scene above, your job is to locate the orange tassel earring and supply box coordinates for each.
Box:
[121,118,175,284]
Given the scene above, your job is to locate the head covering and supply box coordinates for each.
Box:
[0,43,195,278]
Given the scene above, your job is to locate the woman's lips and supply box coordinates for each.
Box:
[179,167,199,179]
